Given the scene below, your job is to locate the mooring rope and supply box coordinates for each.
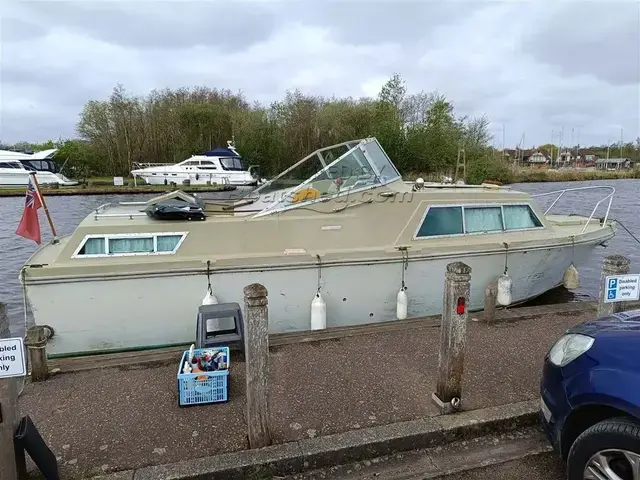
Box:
[18,268,28,396]
[615,219,640,246]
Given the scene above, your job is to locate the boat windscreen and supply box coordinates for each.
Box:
[219,156,248,171]
[253,138,401,215]
[250,142,356,197]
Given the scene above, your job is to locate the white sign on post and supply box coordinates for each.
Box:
[0,337,26,378]
[605,274,640,303]
[113,176,124,186]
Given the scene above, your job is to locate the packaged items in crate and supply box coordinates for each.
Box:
[177,345,230,406]
[182,344,229,376]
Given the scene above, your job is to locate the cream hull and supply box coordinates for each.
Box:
[25,240,599,357]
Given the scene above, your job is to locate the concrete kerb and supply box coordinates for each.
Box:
[91,400,539,480]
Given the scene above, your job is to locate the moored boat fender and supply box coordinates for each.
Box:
[397,288,408,320]
[496,274,513,306]
[311,292,327,330]
[202,287,219,305]
[563,264,580,289]
[202,260,218,305]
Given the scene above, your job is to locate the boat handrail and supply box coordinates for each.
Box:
[531,185,615,234]
[132,162,175,169]
[94,203,115,213]
[93,212,147,220]
[93,202,148,220]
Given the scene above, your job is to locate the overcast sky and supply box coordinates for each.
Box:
[1,0,639,148]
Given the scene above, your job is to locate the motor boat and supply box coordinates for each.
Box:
[20,137,616,357]
[0,149,77,186]
[130,141,262,187]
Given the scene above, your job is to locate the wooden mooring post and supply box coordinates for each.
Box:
[597,254,632,318]
[25,326,49,382]
[432,262,472,414]
[243,283,272,449]
[0,303,23,480]
[483,284,498,324]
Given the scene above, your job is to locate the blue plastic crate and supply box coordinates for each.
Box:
[177,347,230,406]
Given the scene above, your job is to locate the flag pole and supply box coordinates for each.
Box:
[29,172,58,244]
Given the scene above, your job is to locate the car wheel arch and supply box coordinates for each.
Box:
[561,401,637,459]
[566,417,640,480]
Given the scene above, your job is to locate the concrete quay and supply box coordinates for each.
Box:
[15,301,610,479]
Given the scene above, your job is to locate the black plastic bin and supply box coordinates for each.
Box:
[14,415,59,480]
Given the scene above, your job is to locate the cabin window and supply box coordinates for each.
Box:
[156,234,183,252]
[416,206,463,237]
[503,205,543,230]
[78,237,106,255]
[220,157,247,171]
[464,206,503,233]
[25,160,44,170]
[74,233,186,257]
[109,237,154,254]
[0,161,21,169]
[415,203,544,239]
[199,161,217,170]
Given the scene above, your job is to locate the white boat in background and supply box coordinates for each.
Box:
[131,141,262,187]
[0,149,77,186]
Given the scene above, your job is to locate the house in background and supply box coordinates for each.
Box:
[555,149,575,165]
[595,158,634,170]
[577,152,598,167]
[526,150,551,166]
[502,148,551,167]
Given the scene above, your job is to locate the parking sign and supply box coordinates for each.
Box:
[604,275,640,303]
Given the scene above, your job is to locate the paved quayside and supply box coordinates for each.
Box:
[18,302,617,479]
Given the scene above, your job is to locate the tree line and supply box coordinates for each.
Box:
[3,74,639,185]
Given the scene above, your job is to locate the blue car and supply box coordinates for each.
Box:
[540,310,640,479]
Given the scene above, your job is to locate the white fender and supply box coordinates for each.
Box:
[396,288,408,320]
[497,274,513,306]
[202,288,219,305]
[311,292,327,330]
[563,264,580,290]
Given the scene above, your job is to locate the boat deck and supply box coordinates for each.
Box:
[546,214,615,237]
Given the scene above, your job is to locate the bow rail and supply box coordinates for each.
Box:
[531,185,615,234]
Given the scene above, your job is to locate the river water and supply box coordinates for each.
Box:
[1,179,638,335]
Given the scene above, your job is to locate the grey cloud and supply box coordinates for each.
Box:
[2,64,108,108]
[14,1,278,52]
[291,1,486,46]
[0,107,77,144]
[0,1,638,147]
[0,17,49,43]
[521,2,640,86]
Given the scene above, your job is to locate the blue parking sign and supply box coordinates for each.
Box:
[607,289,617,300]
[608,278,618,289]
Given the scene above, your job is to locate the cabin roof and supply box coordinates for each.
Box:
[199,148,238,157]
[595,158,631,164]
[77,183,531,228]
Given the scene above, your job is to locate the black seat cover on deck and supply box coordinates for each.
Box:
[144,198,206,221]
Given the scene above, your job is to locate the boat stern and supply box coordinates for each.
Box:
[35,171,78,186]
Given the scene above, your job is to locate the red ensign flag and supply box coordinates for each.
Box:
[15,176,43,245]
